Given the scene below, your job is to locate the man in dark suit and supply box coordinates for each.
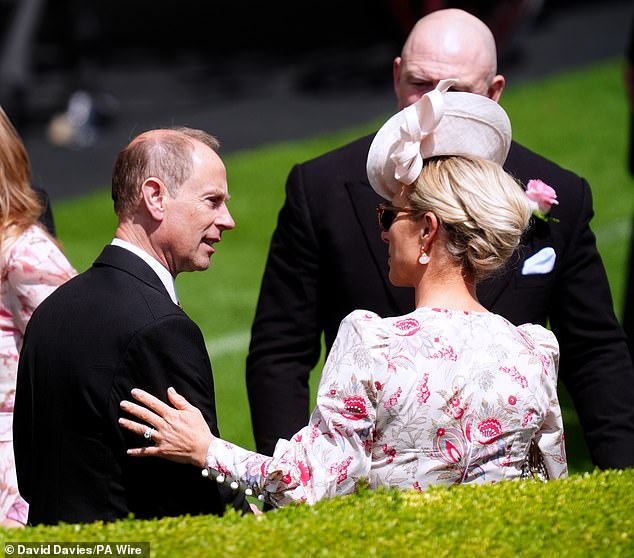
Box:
[247,9,634,469]
[14,127,248,525]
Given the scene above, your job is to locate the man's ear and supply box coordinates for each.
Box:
[141,177,167,221]
[488,74,505,102]
[393,56,402,99]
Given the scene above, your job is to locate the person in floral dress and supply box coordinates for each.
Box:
[119,85,567,508]
[0,107,77,526]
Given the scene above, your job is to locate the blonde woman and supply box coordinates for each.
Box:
[119,83,567,508]
[0,107,76,526]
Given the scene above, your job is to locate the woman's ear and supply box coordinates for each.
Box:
[141,177,167,221]
[420,212,439,245]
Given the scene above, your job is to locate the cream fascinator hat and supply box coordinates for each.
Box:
[366,79,512,200]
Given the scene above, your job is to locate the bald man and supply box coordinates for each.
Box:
[14,127,249,525]
[247,9,634,470]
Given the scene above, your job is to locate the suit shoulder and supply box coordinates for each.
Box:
[30,263,180,325]
[505,142,587,192]
[295,134,375,177]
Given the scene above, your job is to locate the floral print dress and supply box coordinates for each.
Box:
[207,307,567,507]
[0,225,76,524]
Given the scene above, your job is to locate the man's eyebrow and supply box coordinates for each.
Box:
[205,188,230,202]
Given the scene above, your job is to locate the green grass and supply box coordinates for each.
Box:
[3,469,633,557]
[51,59,632,474]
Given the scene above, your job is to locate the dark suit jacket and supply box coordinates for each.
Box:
[14,245,247,525]
[246,134,634,469]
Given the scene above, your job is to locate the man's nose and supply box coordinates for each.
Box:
[217,205,236,230]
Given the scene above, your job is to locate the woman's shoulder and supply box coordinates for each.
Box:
[2,224,75,275]
[3,224,52,258]
[340,308,429,341]
[514,321,559,357]
[340,309,386,334]
[4,223,52,247]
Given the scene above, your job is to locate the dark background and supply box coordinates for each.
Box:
[1,0,632,200]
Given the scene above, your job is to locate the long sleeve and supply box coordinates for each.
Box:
[219,309,568,507]
[213,313,383,507]
[536,407,568,480]
[519,324,568,480]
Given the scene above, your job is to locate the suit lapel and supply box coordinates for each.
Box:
[94,245,173,301]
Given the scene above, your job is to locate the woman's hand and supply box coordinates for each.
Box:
[119,387,213,468]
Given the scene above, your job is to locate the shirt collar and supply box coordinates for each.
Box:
[111,238,179,305]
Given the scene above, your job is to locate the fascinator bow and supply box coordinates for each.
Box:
[389,79,457,185]
[367,78,511,201]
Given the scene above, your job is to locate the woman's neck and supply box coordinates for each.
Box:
[414,267,486,313]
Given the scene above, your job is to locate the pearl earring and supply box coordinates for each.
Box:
[419,250,430,265]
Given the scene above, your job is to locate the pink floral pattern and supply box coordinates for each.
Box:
[0,225,76,524]
[206,307,567,507]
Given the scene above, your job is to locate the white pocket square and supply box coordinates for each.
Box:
[522,247,556,275]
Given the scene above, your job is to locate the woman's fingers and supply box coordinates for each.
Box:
[118,417,163,457]
[120,399,162,427]
[118,416,157,439]
[130,388,172,415]
[127,446,161,458]
[167,386,193,410]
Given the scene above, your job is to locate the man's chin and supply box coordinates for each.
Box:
[196,258,212,271]
[182,257,212,274]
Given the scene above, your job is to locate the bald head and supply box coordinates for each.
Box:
[394,9,505,109]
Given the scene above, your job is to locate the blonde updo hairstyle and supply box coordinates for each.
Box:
[407,156,532,282]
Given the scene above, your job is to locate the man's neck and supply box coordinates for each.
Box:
[111,229,179,305]
[115,222,169,272]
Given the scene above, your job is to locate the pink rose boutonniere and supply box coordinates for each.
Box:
[526,179,559,222]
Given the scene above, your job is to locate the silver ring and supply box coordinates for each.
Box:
[143,427,155,440]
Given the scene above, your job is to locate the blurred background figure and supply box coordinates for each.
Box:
[44,0,118,149]
[0,0,44,129]
[0,0,117,148]
[0,105,76,527]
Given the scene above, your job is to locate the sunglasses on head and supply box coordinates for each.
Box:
[376,202,423,232]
